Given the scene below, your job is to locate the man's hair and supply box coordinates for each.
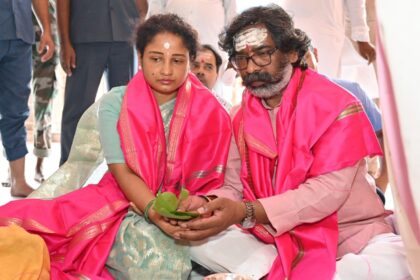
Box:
[135,14,198,60]
[219,4,311,69]
[199,44,223,73]
[293,28,313,69]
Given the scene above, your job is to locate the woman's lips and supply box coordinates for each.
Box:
[158,79,174,85]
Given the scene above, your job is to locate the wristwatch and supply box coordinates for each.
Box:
[240,201,256,229]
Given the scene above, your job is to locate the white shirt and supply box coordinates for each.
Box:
[279,0,370,77]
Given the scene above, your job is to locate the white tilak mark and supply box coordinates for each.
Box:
[234,27,268,52]
[163,42,171,49]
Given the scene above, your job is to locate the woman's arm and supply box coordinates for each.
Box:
[108,163,182,237]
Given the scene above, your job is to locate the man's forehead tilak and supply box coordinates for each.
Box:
[196,52,214,64]
[234,27,268,52]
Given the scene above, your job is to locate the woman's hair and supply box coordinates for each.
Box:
[135,13,199,60]
[219,4,311,69]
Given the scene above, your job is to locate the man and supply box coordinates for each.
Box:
[176,5,409,280]
[32,0,59,183]
[57,0,147,165]
[279,0,379,100]
[279,0,375,77]
[191,44,232,111]
[0,0,54,197]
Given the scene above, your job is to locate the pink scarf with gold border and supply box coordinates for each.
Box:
[0,71,231,279]
[233,68,382,279]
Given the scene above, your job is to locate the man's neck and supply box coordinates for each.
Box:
[263,93,283,108]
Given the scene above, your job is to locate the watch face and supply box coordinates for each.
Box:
[241,218,256,229]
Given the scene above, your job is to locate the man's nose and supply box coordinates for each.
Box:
[245,58,261,74]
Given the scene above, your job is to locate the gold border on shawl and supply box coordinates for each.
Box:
[69,220,114,250]
[72,273,91,280]
[67,200,126,236]
[336,104,363,121]
[253,224,273,241]
[184,165,226,184]
[119,96,142,177]
[237,117,246,161]
[165,79,192,181]
[244,133,277,159]
[50,254,65,263]
[0,217,55,233]
[290,230,305,269]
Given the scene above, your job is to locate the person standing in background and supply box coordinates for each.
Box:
[57,0,147,165]
[32,0,59,182]
[279,0,375,77]
[191,44,232,111]
[0,0,55,197]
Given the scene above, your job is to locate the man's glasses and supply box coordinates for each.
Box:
[230,48,278,70]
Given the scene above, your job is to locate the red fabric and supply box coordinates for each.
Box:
[0,71,231,279]
[233,68,382,279]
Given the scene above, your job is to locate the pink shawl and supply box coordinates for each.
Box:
[0,71,231,279]
[117,71,231,195]
[233,68,382,279]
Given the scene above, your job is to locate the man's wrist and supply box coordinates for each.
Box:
[236,201,247,224]
[240,201,257,228]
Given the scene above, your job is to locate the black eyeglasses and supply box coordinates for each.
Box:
[230,48,278,70]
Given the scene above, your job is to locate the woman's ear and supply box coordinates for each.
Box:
[137,52,143,69]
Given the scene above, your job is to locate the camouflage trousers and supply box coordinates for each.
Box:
[32,1,58,158]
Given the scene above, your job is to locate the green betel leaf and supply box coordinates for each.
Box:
[153,188,198,220]
[154,192,178,213]
[179,188,189,201]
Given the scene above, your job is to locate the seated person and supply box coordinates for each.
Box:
[191,44,232,111]
[175,5,410,280]
[0,14,231,279]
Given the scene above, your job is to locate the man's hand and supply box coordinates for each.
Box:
[174,197,245,241]
[38,32,55,62]
[177,195,208,212]
[357,41,376,64]
[60,42,76,76]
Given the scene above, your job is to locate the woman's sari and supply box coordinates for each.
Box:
[0,71,231,279]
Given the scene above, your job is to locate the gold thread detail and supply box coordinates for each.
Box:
[336,104,363,121]
[67,200,126,236]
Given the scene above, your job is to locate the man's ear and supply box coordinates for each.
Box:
[288,51,299,64]
[314,48,319,62]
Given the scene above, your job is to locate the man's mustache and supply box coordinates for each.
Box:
[243,72,277,87]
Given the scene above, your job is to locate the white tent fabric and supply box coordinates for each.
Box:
[376,1,420,278]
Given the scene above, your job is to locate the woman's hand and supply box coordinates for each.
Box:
[174,197,246,241]
[129,201,182,238]
[148,208,183,238]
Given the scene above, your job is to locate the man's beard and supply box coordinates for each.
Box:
[243,61,293,99]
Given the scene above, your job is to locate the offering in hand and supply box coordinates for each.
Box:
[153,188,199,220]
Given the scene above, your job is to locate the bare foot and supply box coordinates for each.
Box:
[10,182,34,197]
[34,171,45,183]
[35,157,45,183]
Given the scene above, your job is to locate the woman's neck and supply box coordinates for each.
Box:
[153,91,177,105]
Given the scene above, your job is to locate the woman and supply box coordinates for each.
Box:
[0,14,231,279]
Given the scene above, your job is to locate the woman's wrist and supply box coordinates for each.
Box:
[143,199,156,223]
